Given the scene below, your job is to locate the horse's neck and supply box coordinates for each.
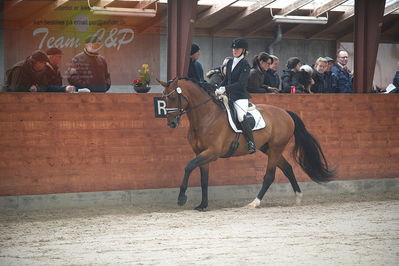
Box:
[185,84,223,130]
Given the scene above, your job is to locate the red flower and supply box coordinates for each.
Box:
[132,78,142,85]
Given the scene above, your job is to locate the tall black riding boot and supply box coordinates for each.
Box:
[240,118,256,154]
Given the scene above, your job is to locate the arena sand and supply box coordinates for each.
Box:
[0,192,398,265]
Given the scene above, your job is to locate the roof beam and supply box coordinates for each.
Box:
[94,0,115,8]
[20,0,71,28]
[311,0,348,17]
[135,0,159,9]
[196,0,239,22]
[242,0,313,36]
[384,1,399,16]
[381,17,399,33]
[210,0,277,35]
[4,0,24,11]
[279,0,314,16]
[307,7,354,38]
[284,0,347,35]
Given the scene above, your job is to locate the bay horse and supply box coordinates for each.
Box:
[158,78,335,211]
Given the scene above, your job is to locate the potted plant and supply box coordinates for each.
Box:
[131,64,151,93]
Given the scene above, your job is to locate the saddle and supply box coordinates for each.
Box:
[219,95,266,133]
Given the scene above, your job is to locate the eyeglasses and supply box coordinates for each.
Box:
[339,56,348,59]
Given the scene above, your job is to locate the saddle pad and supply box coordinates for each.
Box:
[220,95,266,133]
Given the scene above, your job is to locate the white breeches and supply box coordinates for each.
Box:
[234,99,248,122]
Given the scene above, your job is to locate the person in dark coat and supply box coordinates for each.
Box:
[67,35,111,92]
[393,70,399,89]
[324,56,338,93]
[247,52,278,93]
[206,57,232,87]
[5,50,49,92]
[332,49,353,93]
[264,55,280,91]
[311,57,328,93]
[215,38,255,154]
[39,48,74,93]
[281,57,304,93]
[187,43,204,83]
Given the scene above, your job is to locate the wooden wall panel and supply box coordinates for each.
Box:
[0,93,398,196]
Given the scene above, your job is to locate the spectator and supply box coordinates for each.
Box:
[264,54,280,91]
[5,50,48,92]
[393,69,399,89]
[281,57,304,93]
[187,43,204,83]
[39,48,74,93]
[67,35,111,93]
[206,57,232,87]
[324,56,338,93]
[215,38,255,154]
[247,52,278,93]
[332,49,353,93]
[311,57,328,93]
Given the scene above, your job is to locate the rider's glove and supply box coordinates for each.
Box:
[215,86,226,95]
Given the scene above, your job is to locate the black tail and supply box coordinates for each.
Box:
[286,111,335,183]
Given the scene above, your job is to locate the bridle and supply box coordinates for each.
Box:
[162,86,213,121]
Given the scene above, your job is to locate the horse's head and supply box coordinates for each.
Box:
[158,77,189,128]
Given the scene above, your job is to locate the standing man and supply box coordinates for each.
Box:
[67,36,111,92]
[5,50,49,92]
[332,49,353,93]
[187,43,204,83]
[40,48,74,92]
[324,56,338,93]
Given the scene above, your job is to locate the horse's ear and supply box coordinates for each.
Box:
[156,78,168,87]
[170,77,179,86]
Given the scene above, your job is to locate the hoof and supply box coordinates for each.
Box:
[295,192,303,205]
[194,205,207,212]
[245,198,260,208]
[178,194,187,206]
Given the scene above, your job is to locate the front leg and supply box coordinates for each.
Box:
[178,151,217,207]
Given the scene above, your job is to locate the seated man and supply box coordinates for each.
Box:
[39,48,74,93]
[6,50,48,92]
[67,36,111,93]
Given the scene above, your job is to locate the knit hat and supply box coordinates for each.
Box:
[191,43,200,55]
[287,57,301,69]
[46,47,63,55]
[85,35,102,44]
[31,50,49,62]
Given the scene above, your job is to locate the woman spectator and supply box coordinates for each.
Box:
[311,57,328,93]
[281,57,303,93]
[264,55,280,91]
[247,52,278,93]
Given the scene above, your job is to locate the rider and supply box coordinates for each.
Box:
[215,38,256,154]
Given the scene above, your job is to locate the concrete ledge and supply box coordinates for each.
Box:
[1,178,398,211]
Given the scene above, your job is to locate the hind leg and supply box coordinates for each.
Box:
[276,156,303,204]
[246,145,279,208]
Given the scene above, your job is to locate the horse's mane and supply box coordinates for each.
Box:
[179,77,224,110]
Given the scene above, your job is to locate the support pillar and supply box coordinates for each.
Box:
[167,0,198,80]
[353,0,386,93]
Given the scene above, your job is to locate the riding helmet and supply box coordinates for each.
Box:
[231,38,248,49]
